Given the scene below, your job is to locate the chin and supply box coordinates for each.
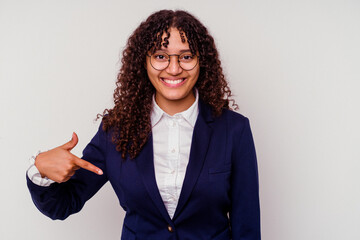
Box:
[163,92,187,101]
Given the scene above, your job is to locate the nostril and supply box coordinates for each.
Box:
[167,62,183,73]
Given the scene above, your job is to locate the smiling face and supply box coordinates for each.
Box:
[146,27,200,115]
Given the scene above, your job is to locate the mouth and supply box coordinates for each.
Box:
[160,78,187,88]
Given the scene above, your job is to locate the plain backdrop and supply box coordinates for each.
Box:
[1,0,359,239]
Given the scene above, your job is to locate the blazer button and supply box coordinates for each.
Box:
[167,225,174,232]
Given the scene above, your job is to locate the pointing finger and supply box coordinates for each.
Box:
[74,157,103,175]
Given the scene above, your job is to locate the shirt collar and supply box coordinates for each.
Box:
[151,89,199,128]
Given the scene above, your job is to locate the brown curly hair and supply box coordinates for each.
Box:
[99,9,237,159]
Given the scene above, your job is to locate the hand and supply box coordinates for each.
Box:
[35,132,103,183]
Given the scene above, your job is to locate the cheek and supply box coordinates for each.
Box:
[190,67,200,82]
[145,59,154,75]
[146,68,161,89]
[146,64,157,80]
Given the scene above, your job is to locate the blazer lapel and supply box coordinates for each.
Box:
[173,101,213,220]
[135,134,172,223]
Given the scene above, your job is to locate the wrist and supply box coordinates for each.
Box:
[27,150,55,186]
[34,152,46,178]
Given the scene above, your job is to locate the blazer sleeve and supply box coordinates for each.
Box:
[26,123,108,220]
[230,117,261,239]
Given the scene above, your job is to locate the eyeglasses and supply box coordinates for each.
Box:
[147,51,199,71]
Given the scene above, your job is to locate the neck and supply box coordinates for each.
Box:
[155,92,196,116]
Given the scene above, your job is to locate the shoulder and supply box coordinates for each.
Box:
[198,100,251,132]
[199,100,249,124]
[221,108,248,122]
[215,108,250,130]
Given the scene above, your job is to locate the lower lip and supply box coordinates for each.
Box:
[160,78,187,88]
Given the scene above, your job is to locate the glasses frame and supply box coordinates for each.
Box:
[147,52,200,71]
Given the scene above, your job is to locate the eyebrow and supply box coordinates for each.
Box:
[156,48,191,53]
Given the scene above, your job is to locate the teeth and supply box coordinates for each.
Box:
[163,78,184,84]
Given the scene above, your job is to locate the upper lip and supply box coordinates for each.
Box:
[160,77,186,80]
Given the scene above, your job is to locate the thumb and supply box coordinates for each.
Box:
[61,132,79,151]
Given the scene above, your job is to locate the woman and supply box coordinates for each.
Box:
[27,9,261,240]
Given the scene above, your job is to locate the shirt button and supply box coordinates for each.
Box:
[171,149,176,153]
[167,225,174,232]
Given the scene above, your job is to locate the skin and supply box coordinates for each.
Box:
[146,27,200,116]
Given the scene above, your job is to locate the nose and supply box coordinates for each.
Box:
[165,55,183,75]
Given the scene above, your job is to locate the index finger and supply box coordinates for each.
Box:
[74,157,103,175]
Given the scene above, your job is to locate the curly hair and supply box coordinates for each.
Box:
[99,9,237,159]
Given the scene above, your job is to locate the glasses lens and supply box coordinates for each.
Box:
[150,52,170,70]
[179,52,198,70]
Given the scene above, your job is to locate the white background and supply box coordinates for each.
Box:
[1,0,359,239]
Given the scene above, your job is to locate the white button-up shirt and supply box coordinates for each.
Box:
[151,90,199,219]
[27,90,199,219]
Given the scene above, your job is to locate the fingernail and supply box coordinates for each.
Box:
[98,169,103,175]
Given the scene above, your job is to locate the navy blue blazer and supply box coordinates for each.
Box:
[27,101,261,240]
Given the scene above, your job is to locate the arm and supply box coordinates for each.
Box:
[230,118,261,239]
[26,123,108,220]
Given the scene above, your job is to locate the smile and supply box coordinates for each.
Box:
[160,78,187,88]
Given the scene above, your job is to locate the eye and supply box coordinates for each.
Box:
[153,52,169,61]
[180,53,194,62]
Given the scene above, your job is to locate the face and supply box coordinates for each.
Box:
[146,27,200,114]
